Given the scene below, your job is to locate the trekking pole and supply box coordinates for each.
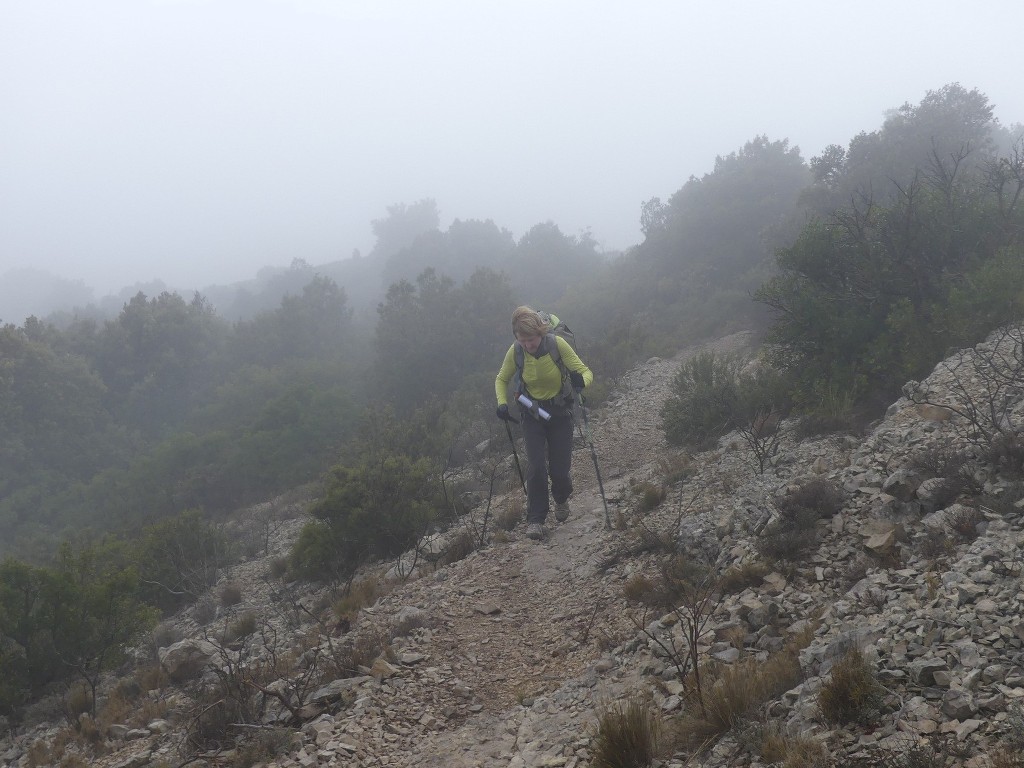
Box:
[574,391,612,530]
[504,418,528,498]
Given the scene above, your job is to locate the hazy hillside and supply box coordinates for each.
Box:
[2,84,1024,766]
[6,326,1024,767]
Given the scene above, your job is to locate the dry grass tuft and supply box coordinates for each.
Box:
[991,747,1024,768]
[333,575,385,622]
[757,722,829,768]
[633,481,668,513]
[945,505,985,541]
[494,498,524,531]
[622,573,660,605]
[718,561,770,595]
[440,529,476,565]
[231,727,297,768]
[657,453,694,484]
[676,648,804,749]
[591,694,661,768]
[223,611,258,643]
[218,581,243,607]
[193,596,217,625]
[818,648,883,726]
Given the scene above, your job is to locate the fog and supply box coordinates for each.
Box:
[2,0,1023,300]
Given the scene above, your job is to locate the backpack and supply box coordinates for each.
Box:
[512,312,578,405]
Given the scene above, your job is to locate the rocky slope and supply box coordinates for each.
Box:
[7,328,1024,768]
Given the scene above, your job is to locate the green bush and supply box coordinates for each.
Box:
[316,456,436,555]
[134,511,231,612]
[289,444,440,583]
[289,520,346,582]
[661,351,744,448]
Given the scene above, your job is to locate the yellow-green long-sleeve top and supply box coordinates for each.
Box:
[494,336,593,405]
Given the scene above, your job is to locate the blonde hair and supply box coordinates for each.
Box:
[511,306,549,338]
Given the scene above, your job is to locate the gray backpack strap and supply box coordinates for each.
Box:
[544,332,563,370]
[514,334,570,402]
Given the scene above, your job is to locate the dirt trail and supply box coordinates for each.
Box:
[344,333,754,766]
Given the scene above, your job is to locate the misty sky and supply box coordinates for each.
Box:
[2,0,1023,296]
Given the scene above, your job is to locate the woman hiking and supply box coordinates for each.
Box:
[495,306,593,540]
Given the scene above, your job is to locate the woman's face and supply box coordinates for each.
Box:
[516,332,542,355]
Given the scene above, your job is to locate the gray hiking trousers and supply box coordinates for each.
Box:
[520,404,574,524]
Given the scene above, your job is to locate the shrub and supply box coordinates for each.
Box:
[440,529,476,565]
[988,431,1024,478]
[134,510,232,612]
[268,556,289,580]
[494,500,524,532]
[945,506,985,541]
[299,452,439,582]
[756,508,819,562]
[818,648,883,725]
[218,581,243,607]
[917,527,954,560]
[734,365,795,473]
[792,383,859,439]
[777,479,845,520]
[193,597,217,626]
[390,612,428,640]
[64,684,92,724]
[756,722,828,768]
[223,612,258,643]
[718,561,770,595]
[845,732,973,768]
[676,648,803,749]
[289,519,346,582]
[657,453,694,485]
[1004,702,1024,750]
[911,444,971,479]
[187,694,245,755]
[622,574,659,605]
[661,351,744,448]
[333,576,384,623]
[151,622,182,654]
[757,480,842,562]
[978,484,1024,517]
[634,482,667,513]
[232,728,297,768]
[591,694,660,768]
[990,748,1024,768]
[326,632,387,679]
[134,663,169,692]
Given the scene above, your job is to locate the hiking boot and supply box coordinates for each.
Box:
[525,523,544,540]
[554,501,571,522]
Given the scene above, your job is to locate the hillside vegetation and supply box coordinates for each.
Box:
[2,83,1024,750]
